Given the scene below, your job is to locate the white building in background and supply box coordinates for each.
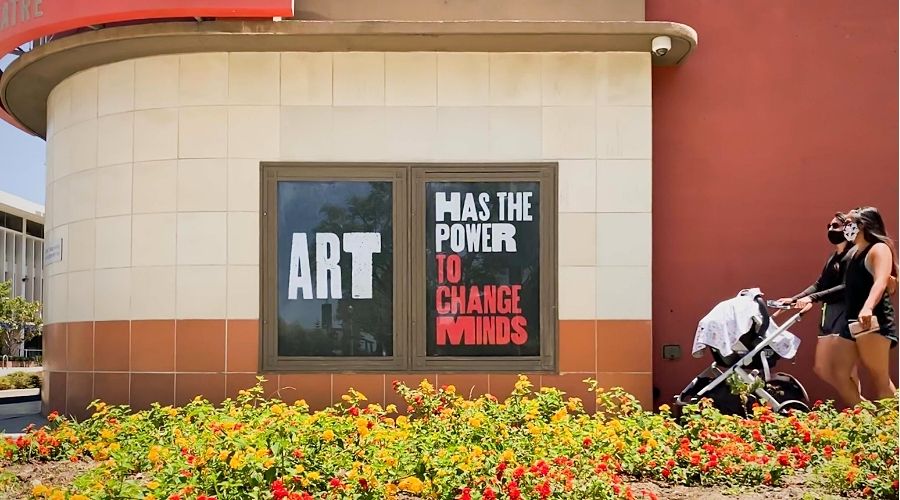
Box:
[0,190,44,357]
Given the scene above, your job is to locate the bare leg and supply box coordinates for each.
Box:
[820,336,863,407]
[856,334,897,400]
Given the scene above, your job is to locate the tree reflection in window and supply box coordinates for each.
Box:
[276,181,393,357]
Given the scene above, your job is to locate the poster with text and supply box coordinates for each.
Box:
[425,181,541,357]
[277,181,393,357]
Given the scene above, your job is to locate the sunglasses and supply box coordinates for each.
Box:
[828,222,844,230]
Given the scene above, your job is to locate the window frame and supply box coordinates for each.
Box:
[260,163,558,373]
[259,163,410,372]
[410,165,558,372]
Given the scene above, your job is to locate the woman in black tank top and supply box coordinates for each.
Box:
[842,206,898,401]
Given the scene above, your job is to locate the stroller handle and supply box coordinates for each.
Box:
[766,299,814,319]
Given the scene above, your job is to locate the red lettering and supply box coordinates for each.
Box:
[511,316,527,345]
[435,286,450,314]
[444,285,464,314]
[510,285,522,314]
[494,316,510,344]
[477,316,495,344]
[482,285,497,313]
[496,286,510,314]
[446,254,461,283]
[436,316,475,345]
[436,254,447,283]
[466,286,483,314]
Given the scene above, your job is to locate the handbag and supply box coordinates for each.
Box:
[848,316,880,338]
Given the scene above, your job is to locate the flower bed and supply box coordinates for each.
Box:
[2,376,898,499]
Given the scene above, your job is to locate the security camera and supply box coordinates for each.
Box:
[652,36,672,57]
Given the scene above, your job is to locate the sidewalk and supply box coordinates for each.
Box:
[0,401,47,435]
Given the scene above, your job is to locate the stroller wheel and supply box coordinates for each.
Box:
[775,400,809,415]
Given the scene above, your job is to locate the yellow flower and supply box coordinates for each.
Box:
[147,481,160,490]
[641,430,653,440]
[356,418,370,437]
[398,476,424,494]
[147,446,161,463]
[351,389,368,401]
[501,449,515,462]
[49,491,65,500]
[323,429,335,442]
[264,458,275,468]
[229,452,244,469]
[396,416,409,427]
[294,399,307,407]
[32,484,49,497]
[419,379,434,393]
[445,384,456,394]
[100,429,115,440]
[144,496,156,500]
[385,404,398,414]
[658,404,671,413]
[468,417,482,428]
[306,471,321,482]
[551,408,568,422]
[218,450,230,461]
[272,404,284,415]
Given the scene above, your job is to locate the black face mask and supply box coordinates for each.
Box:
[828,230,846,244]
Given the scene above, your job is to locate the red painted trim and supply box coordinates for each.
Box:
[0,0,294,133]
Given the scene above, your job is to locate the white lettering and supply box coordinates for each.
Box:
[343,232,381,299]
[434,223,517,253]
[315,233,342,299]
[478,192,490,221]
[288,233,313,300]
[435,192,460,222]
[33,0,40,17]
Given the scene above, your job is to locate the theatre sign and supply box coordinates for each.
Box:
[0,0,294,131]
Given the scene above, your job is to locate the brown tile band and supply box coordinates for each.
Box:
[42,319,652,420]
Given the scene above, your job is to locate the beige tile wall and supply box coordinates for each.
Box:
[43,51,652,324]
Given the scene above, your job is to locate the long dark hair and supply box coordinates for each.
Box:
[850,206,899,277]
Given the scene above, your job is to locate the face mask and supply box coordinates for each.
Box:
[843,222,859,242]
[828,230,846,244]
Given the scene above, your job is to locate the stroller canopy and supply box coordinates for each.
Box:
[692,288,801,360]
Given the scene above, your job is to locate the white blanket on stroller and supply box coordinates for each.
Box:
[692,288,801,360]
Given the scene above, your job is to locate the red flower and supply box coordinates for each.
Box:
[661,468,671,479]
[293,449,304,459]
[535,481,551,499]
[507,481,522,500]
[582,437,593,448]
[358,479,369,490]
[483,487,497,500]
[348,406,360,417]
[512,466,526,480]
[823,445,833,459]
[665,459,675,468]
[329,477,344,489]
[457,487,472,500]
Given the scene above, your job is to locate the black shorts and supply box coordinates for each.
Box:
[820,302,847,336]
[837,315,899,347]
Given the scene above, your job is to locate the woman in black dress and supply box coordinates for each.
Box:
[841,206,898,401]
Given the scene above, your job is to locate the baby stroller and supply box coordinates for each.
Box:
[674,289,812,417]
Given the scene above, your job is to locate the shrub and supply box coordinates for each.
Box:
[1,377,897,500]
[0,371,41,390]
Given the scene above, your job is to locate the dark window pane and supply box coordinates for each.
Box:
[25,220,44,239]
[425,181,541,357]
[276,181,393,357]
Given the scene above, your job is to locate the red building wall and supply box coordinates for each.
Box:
[647,0,899,406]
